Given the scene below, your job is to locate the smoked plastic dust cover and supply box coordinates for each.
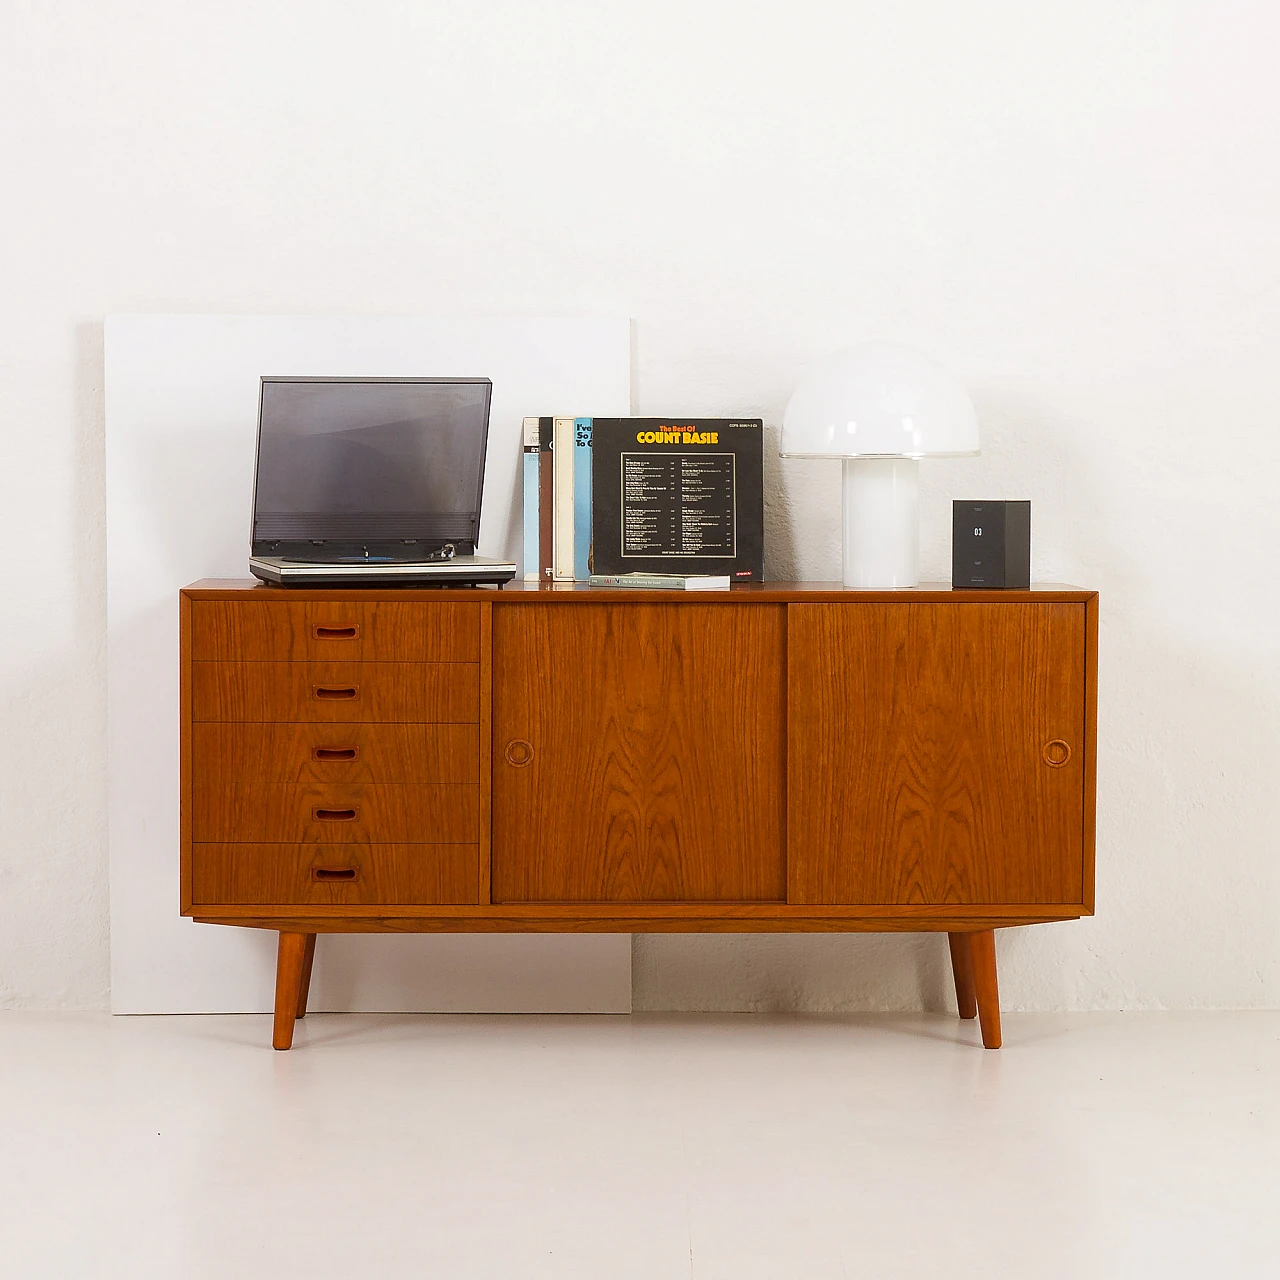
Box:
[252,376,492,554]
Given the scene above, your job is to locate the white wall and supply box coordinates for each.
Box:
[2,0,1277,1012]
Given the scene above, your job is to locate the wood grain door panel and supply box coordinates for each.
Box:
[189,601,479,662]
[190,843,479,906]
[491,604,786,902]
[191,662,479,722]
[788,603,1086,906]
[191,723,479,784]
[192,782,479,843]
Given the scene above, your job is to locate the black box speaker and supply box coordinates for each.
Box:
[952,500,1030,589]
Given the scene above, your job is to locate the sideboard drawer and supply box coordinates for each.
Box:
[190,843,480,906]
[191,723,479,784]
[191,662,479,723]
[191,782,480,843]
[189,601,480,662]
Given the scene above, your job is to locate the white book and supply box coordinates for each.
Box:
[552,415,576,581]
[588,573,732,591]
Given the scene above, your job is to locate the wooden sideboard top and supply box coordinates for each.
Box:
[183,579,1096,603]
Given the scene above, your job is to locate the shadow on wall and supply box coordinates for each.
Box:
[632,932,957,1015]
[760,418,800,579]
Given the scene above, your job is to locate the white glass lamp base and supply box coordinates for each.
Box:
[842,457,920,588]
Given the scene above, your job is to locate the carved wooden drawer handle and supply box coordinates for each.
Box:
[313,685,359,701]
[1042,740,1072,768]
[505,739,534,767]
[313,624,359,640]
[312,746,358,762]
[312,866,358,882]
[313,807,358,822]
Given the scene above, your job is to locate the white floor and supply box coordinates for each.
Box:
[1,1012,1277,1279]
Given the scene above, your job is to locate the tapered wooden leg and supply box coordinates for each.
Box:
[273,931,309,1051]
[947,932,978,1020]
[969,929,1002,1049]
[295,934,317,1019]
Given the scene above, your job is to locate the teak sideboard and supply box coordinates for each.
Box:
[180,580,1098,1050]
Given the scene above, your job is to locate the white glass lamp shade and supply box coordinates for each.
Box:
[779,341,979,459]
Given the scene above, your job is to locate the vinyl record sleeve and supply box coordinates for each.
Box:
[590,418,763,580]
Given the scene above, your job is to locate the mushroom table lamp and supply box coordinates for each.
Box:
[780,342,979,588]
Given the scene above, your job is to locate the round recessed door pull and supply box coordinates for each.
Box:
[505,739,534,767]
[1042,739,1072,768]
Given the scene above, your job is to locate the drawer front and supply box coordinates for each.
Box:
[192,723,479,784]
[190,843,479,906]
[192,782,479,843]
[191,662,479,723]
[189,601,479,662]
